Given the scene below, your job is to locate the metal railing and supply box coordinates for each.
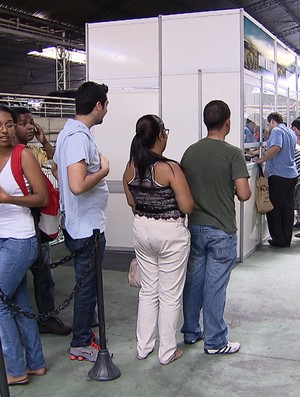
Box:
[0,92,75,118]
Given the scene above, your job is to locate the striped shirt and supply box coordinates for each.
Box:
[295,144,300,187]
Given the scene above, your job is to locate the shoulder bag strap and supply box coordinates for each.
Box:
[11,144,42,245]
[10,144,28,196]
[258,163,264,178]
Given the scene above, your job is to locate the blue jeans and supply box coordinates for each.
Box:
[0,237,45,376]
[31,242,56,318]
[181,226,237,349]
[63,229,106,347]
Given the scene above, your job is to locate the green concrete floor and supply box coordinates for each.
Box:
[5,235,300,397]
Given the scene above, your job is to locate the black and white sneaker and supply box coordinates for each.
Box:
[184,332,204,345]
[204,341,240,354]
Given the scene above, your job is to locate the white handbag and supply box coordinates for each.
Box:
[128,258,141,288]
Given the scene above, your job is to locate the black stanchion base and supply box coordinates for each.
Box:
[88,349,121,381]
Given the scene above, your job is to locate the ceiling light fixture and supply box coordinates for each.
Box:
[28,47,86,64]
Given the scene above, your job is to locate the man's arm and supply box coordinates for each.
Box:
[67,153,109,195]
[253,145,280,165]
[34,123,55,160]
[234,177,251,202]
[51,161,58,179]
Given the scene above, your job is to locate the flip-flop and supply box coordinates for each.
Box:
[28,367,46,376]
[7,374,29,385]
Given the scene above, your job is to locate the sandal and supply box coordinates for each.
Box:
[28,367,46,376]
[7,373,29,385]
[160,348,183,365]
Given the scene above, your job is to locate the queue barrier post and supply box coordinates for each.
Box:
[88,229,121,381]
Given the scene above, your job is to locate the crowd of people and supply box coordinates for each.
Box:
[0,80,299,386]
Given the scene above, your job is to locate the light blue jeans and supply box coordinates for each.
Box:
[181,226,237,350]
[0,237,45,376]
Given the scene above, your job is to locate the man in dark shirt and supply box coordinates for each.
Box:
[181,100,251,354]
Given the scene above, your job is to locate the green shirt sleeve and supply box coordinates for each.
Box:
[231,149,250,181]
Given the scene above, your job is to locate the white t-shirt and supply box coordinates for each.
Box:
[0,156,35,238]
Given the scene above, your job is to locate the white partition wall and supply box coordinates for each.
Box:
[87,18,160,250]
[87,18,159,181]
[160,11,243,154]
[87,9,247,257]
[87,9,300,259]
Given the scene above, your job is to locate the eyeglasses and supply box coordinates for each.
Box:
[0,122,15,130]
[163,128,170,136]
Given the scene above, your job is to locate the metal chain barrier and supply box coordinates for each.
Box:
[0,234,99,321]
[32,233,91,270]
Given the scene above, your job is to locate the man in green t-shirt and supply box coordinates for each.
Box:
[180,100,251,354]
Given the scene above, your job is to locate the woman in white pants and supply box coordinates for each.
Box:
[123,114,193,365]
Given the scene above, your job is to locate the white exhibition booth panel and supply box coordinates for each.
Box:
[86,9,295,260]
[87,18,159,81]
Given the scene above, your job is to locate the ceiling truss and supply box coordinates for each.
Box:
[1,0,300,95]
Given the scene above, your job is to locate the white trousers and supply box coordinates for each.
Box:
[133,216,190,364]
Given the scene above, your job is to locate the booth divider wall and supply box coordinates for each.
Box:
[86,9,300,260]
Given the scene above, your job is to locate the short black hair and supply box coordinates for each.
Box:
[267,112,283,124]
[76,81,108,115]
[292,118,300,130]
[203,100,230,130]
[13,107,31,118]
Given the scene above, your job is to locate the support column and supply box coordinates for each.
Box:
[56,46,70,91]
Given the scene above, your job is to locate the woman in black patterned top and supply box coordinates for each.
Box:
[123,114,193,365]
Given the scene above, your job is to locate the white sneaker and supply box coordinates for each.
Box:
[204,341,240,355]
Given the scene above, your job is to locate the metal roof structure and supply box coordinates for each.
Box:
[1,0,300,95]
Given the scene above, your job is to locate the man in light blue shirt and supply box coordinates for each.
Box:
[53,81,109,361]
[255,112,297,247]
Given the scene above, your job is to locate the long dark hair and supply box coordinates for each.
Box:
[129,114,176,183]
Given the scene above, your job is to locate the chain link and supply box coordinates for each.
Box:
[31,234,92,270]
[0,233,99,321]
